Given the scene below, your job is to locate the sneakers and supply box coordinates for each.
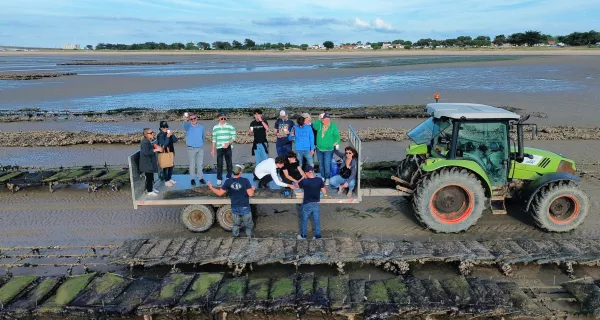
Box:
[217,180,222,187]
[165,181,174,187]
[199,179,206,185]
[313,236,322,240]
[190,179,196,186]
[152,188,160,193]
[297,234,306,240]
[146,191,159,196]
[169,179,177,185]
[325,178,330,186]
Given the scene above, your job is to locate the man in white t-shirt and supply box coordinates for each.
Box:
[254,157,297,189]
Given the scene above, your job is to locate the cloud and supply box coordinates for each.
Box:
[352,17,401,33]
[252,17,345,27]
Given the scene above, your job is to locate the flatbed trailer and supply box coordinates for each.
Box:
[128,126,408,232]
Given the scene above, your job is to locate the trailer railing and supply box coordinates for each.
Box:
[347,125,362,202]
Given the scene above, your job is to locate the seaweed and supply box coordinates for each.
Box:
[179,272,223,310]
[364,280,396,319]
[441,276,471,306]
[38,273,96,314]
[308,276,329,312]
[105,277,160,315]
[328,275,350,312]
[69,273,131,308]
[3,277,62,316]
[0,276,38,307]
[0,172,24,183]
[242,278,270,312]
[212,277,247,313]
[137,273,196,314]
[269,275,296,311]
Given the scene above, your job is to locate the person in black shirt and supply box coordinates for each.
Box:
[298,165,330,240]
[249,109,270,166]
[282,151,306,186]
[208,164,256,237]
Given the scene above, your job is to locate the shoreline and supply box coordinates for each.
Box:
[2,47,600,57]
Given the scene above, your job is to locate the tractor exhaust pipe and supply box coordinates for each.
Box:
[516,115,530,163]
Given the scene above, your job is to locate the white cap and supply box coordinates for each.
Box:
[279,110,287,117]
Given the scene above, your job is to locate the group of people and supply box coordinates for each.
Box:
[139,109,359,239]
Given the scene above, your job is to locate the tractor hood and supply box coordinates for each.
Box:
[510,146,577,179]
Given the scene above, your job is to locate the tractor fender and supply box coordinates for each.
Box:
[522,172,581,211]
[421,159,493,197]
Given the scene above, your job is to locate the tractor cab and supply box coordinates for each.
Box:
[408,103,521,187]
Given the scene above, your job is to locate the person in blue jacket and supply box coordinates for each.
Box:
[289,113,315,170]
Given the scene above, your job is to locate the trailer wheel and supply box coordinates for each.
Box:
[530,181,589,232]
[412,168,486,233]
[216,205,234,231]
[181,205,215,232]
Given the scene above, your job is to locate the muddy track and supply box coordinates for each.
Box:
[0,269,597,319]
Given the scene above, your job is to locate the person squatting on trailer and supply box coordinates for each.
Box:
[207,164,255,237]
[274,110,295,157]
[249,109,270,166]
[254,157,297,189]
[298,165,330,240]
[183,112,206,186]
[281,151,306,185]
[139,128,162,196]
[330,146,358,198]
[157,121,178,187]
[289,113,315,169]
[211,112,236,187]
[312,112,341,186]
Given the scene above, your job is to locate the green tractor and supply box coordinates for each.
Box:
[396,103,589,233]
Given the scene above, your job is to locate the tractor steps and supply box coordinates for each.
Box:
[1,271,595,318]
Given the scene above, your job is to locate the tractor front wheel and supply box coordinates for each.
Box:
[412,168,486,233]
[529,182,589,232]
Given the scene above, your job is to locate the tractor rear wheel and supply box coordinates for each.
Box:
[529,181,589,232]
[412,168,486,233]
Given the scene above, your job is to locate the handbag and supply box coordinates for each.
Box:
[158,146,174,168]
[339,165,352,179]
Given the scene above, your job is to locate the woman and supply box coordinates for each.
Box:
[282,151,306,186]
[157,121,178,187]
[330,146,358,197]
[139,128,163,196]
[312,112,341,186]
[289,114,315,169]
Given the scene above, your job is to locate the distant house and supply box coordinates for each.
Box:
[356,44,372,49]
[596,42,600,46]
[62,44,80,50]
[341,45,356,49]
[547,40,556,46]
[382,42,392,49]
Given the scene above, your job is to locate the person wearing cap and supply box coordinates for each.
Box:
[254,157,297,189]
[207,164,255,237]
[183,112,206,186]
[297,165,331,240]
[249,109,270,166]
[312,112,341,186]
[274,110,295,158]
[289,113,315,169]
[157,121,178,187]
[211,112,236,187]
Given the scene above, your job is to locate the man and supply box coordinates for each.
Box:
[274,110,294,157]
[211,111,236,187]
[312,112,341,186]
[183,112,206,185]
[254,157,296,189]
[297,165,330,240]
[249,109,270,166]
[207,164,255,237]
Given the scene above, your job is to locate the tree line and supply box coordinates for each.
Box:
[90,30,600,51]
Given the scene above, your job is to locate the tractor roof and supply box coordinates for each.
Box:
[425,103,521,120]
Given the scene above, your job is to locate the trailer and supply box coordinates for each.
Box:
[128,126,408,232]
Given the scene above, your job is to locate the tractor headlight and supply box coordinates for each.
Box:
[557,160,576,174]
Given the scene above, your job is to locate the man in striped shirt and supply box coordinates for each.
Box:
[211,112,236,186]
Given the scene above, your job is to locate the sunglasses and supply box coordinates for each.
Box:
[146,131,154,135]
[346,151,353,154]
[219,117,227,120]
[189,117,197,120]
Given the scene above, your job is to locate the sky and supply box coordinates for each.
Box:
[0,0,598,48]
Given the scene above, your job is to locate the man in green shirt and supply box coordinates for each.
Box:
[312,112,341,185]
[211,112,236,186]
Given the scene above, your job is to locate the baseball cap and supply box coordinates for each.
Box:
[301,112,310,118]
[159,121,169,128]
[233,164,245,175]
[217,111,227,118]
[304,165,314,172]
[322,112,330,119]
[279,110,288,118]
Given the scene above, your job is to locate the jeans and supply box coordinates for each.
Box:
[232,207,253,237]
[187,147,204,179]
[216,146,233,180]
[162,167,173,182]
[296,150,314,170]
[144,172,154,192]
[276,143,293,158]
[300,202,321,238]
[330,175,356,191]
[316,149,333,179]
[254,143,268,166]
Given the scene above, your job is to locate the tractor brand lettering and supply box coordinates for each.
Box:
[522,155,543,166]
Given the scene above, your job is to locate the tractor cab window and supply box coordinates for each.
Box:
[455,122,509,186]
[407,117,435,145]
[407,117,454,157]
